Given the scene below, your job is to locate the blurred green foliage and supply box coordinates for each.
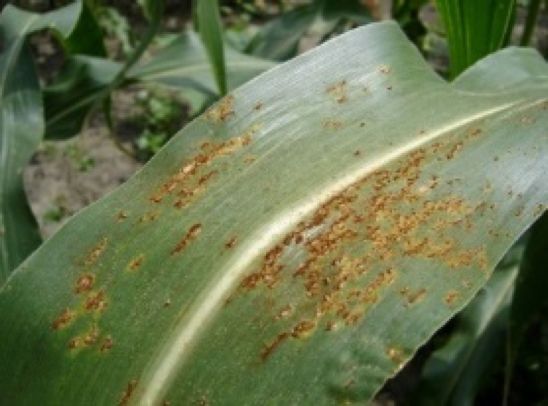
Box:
[134,88,185,160]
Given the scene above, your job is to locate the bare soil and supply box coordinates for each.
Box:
[24,119,142,238]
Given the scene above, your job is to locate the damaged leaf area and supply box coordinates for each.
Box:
[238,134,498,362]
[149,123,259,208]
[0,22,547,405]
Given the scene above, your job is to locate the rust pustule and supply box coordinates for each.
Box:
[83,326,100,346]
[67,326,100,350]
[119,380,138,406]
[243,155,256,164]
[275,304,293,320]
[322,119,344,130]
[198,170,218,185]
[386,346,405,371]
[84,237,108,266]
[520,115,535,125]
[171,224,202,255]
[533,203,546,217]
[84,290,107,312]
[445,290,459,305]
[128,255,145,271]
[378,64,392,74]
[68,337,82,350]
[195,395,209,406]
[100,336,114,352]
[446,142,464,160]
[240,242,285,289]
[261,332,290,361]
[291,320,316,338]
[225,236,237,249]
[466,128,483,139]
[261,319,317,361]
[75,273,95,294]
[151,126,258,206]
[139,211,159,223]
[325,320,338,332]
[361,268,397,304]
[205,95,235,123]
[326,80,348,103]
[52,308,76,330]
[116,210,129,222]
[400,287,427,306]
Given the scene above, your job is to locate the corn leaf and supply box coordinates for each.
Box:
[509,213,548,363]
[44,30,275,140]
[0,2,103,281]
[44,56,121,140]
[0,2,104,56]
[245,3,320,60]
[415,246,522,405]
[131,31,276,96]
[435,0,516,77]
[245,0,372,62]
[0,22,546,404]
[196,0,227,95]
[0,38,42,284]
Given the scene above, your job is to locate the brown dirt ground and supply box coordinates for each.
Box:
[23,118,142,238]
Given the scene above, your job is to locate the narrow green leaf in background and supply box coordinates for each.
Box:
[0,2,104,282]
[511,212,548,344]
[196,0,227,95]
[44,56,121,140]
[1,2,105,57]
[0,37,43,284]
[520,0,542,46]
[245,3,320,61]
[130,31,275,100]
[65,0,106,56]
[244,0,373,62]
[506,213,548,394]
[321,0,372,23]
[44,0,164,140]
[191,0,200,31]
[435,0,516,77]
[415,245,523,405]
[137,0,158,22]
[42,0,272,142]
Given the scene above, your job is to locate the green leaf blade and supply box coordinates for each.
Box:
[436,0,516,77]
[510,213,548,356]
[197,0,227,95]
[0,1,106,281]
[1,2,105,56]
[131,31,276,96]
[0,22,546,404]
[415,252,521,405]
[44,56,121,140]
[245,3,319,61]
[0,42,43,283]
